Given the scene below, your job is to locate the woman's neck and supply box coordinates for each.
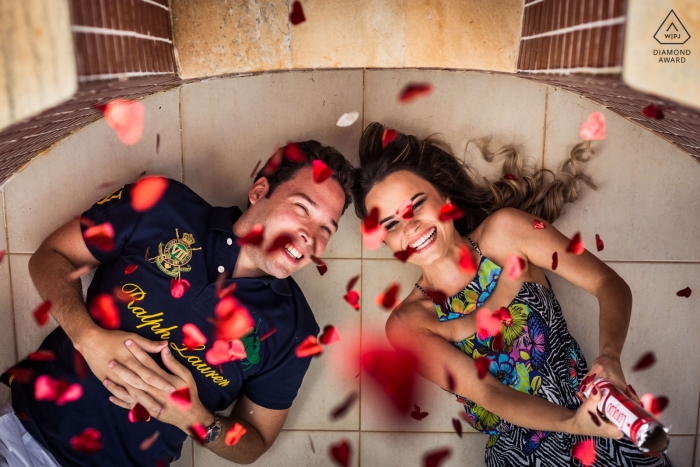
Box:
[418,232,482,297]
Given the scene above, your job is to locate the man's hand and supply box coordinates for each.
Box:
[103,341,211,434]
[76,328,176,394]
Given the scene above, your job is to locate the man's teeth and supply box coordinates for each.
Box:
[410,227,436,250]
[285,244,303,259]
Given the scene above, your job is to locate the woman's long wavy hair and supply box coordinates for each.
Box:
[353,122,597,236]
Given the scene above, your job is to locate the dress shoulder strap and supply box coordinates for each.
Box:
[464,235,483,257]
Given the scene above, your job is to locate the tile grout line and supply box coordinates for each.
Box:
[1,191,18,365]
[692,387,700,466]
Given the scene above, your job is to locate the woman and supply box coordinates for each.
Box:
[352,122,672,466]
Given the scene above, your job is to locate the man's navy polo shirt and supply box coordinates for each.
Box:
[1,179,319,467]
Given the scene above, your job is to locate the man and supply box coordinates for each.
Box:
[0,141,355,466]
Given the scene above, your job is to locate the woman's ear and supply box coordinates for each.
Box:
[249,177,270,205]
[444,195,452,205]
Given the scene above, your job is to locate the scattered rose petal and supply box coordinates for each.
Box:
[70,427,102,455]
[169,387,192,412]
[344,290,360,311]
[476,308,501,340]
[346,275,360,292]
[296,335,323,358]
[533,219,546,229]
[28,350,56,361]
[131,177,168,212]
[676,287,692,297]
[506,255,525,281]
[588,410,601,427]
[573,438,596,466]
[182,323,207,350]
[237,224,264,246]
[190,423,207,444]
[289,1,305,25]
[34,375,83,405]
[595,234,604,252]
[458,245,477,274]
[424,289,448,309]
[102,100,145,145]
[375,282,400,310]
[361,207,387,250]
[493,306,512,325]
[6,367,33,384]
[212,297,254,341]
[83,222,115,252]
[632,352,656,371]
[552,251,558,270]
[205,339,246,365]
[399,83,434,103]
[284,142,306,163]
[361,348,417,413]
[56,382,83,405]
[410,404,429,421]
[640,394,668,417]
[216,282,236,299]
[156,134,160,153]
[128,403,151,423]
[139,430,160,451]
[424,448,451,467]
[124,264,138,274]
[0,249,5,264]
[566,232,584,255]
[67,264,93,282]
[336,112,359,127]
[170,278,190,299]
[503,174,520,182]
[643,104,664,120]
[330,439,350,467]
[309,434,315,453]
[74,350,87,379]
[381,128,397,149]
[330,392,359,420]
[452,418,463,438]
[225,423,247,446]
[310,255,328,275]
[312,159,333,183]
[475,356,490,379]
[262,148,284,176]
[32,300,52,326]
[458,411,470,423]
[579,112,606,141]
[89,294,120,329]
[396,199,414,220]
[439,203,464,222]
[249,159,262,178]
[446,372,456,392]
[319,325,341,345]
[394,247,417,262]
[260,328,277,341]
[266,234,294,255]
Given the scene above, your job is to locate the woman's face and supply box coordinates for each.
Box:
[365,170,456,266]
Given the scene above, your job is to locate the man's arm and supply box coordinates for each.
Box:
[28,218,174,391]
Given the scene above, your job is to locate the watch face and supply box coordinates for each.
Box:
[205,424,222,444]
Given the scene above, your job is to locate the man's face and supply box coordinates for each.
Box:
[246,165,345,278]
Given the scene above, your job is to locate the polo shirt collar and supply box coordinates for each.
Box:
[206,206,292,297]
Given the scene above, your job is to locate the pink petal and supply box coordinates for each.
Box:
[330,439,350,467]
[139,430,160,450]
[632,352,656,371]
[642,104,664,120]
[566,232,585,255]
[131,177,168,212]
[128,403,151,423]
[476,308,501,339]
[89,294,120,330]
[249,159,262,178]
[572,439,596,466]
[439,203,464,221]
[396,198,414,219]
[289,1,305,25]
[330,392,359,420]
[237,224,264,246]
[394,246,417,262]
[83,222,115,252]
[124,264,138,274]
[56,383,83,405]
[475,356,490,379]
[319,325,341,345]
[579,112,606,141]
[458,245,477,274]
[676,287,692,297]
[262,148,284,176]
[182,323,207,350]
[362,207,387,250]
[70,427,102,455]
[399,83,433,103]
[346,275,360,292]
[102,100,145,145]
[343,290,361,311]
[374,283,400,310]
[424,448,451,467]
[381,128,397,149]
[0,249,5,264]
[506,255,525,281]
[169,387,192,411]
[28,350,56,361]
[361,348,417,413]
[312,160,334,183]
[296,335,323,358]
[595,234,604,252]
[503,174,520,182]
[212,297,254,341]
[284,142,306,163]
[225,423,247,446]
[32,301,52,326]
[170,278,190,299]
[552,251,558,270]
[452,418,463,438]
[533,219,546,229]
[410,404,429,420]
[190,423,207,444]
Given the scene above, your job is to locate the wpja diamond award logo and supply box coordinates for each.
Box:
[653,10,691,63]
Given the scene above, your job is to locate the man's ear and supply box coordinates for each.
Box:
[249,177,270,205]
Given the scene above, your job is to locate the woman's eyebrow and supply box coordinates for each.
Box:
[380,192,425,224]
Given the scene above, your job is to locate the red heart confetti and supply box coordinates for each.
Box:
[446,372,456,392]
[28,350,56,361]
[0,249,5,264]
[361,348,417,413]
[139,430,160,450]
[676,287,692,297]
[237,224,264,246]
[572,438,596,466]
[206,339,246,365]
[32,300,52,326]
[394,246,417,262]
[375,282,400,310]
[131,176,168,212]
[642,104,664,120]
[156,134,160,154]
[552,251,558,270]
[452,418,463,438]
[296,335,323,358]
[182,323,207,350]
[310,255,328,275]
[190,423,207,444]
[212,297,254,341]
[344,290,360,311]
[262,148,284,176]
[289,1,306,25]
[102,99,145,145]
[319,325,341,345]
[362,207,388,250]
[381,128,397,149]
[249,159,262,178]
[424,448,451,467]
[89,294,120,330]
[170,278,190,299]
[595,234,604,252]
[588,411,601,427]
[458,245,477,274]
[475,356,490,379]
[399,83,434,103]
[579,112,606,141]
[503,174,520,182]
[476,308,501,340]
[410,404,429,420]
[225,423,247,446]
[312,160,334,183]
[494,306,512,325]
[74,350,87,379]
[83,222,115,251]
[34,375,83,405]
[330,392,359,420]
[128,403,151,423]
[506,255,525,281]
[566,232,584,255]
[169,387,192,411]
[284,142,306,163]
[124,264,138,274]
[533,219,546,229]
[632,352,656,371]
[640,394,668,417]
[70,427,102,455]
[347,275,360,292]
[6,367,34,384]
[396,199,414,220]
[423,289,448,309]
[330,439,350,467]
[439,203,464,222]
[260,328,277,341]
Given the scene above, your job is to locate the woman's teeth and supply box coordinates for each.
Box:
[285,244,303,260]
[410,227,436,250]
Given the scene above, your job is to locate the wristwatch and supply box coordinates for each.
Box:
[203,413,221,444]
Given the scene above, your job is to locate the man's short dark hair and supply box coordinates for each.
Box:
[251,141,355,213]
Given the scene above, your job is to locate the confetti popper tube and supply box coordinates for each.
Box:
[583,378,669,453]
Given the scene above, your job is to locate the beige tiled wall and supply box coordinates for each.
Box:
[1,70,698,466]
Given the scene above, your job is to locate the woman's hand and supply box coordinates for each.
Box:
[569,387,624,439]
[582,354,640,404]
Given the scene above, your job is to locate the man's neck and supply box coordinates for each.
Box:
[231,213,268,279]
